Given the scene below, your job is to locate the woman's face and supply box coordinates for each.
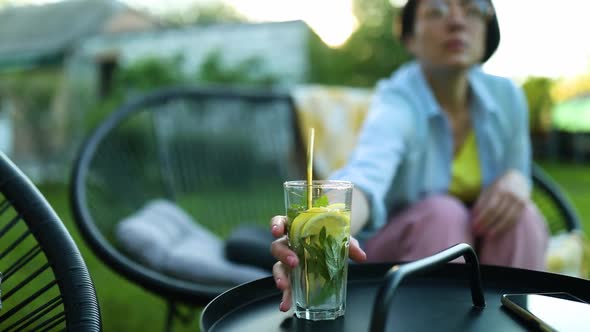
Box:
[406,0,492,71]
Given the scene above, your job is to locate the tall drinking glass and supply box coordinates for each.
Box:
[283,180,353,320]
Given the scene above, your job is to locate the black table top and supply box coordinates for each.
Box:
[201,263,590,332]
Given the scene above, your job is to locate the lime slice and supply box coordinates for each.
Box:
[300,211,350,240]
[325,203,345,211]
[289,207,326,246]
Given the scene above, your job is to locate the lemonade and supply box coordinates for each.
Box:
[284,181,353,321]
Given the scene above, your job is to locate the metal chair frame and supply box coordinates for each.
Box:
[71,85,303,331]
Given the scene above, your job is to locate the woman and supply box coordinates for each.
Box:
[270,0,548,312]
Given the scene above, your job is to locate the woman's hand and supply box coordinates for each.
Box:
[270,215,367,312]
[472,170,531,237]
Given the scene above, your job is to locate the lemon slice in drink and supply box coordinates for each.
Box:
[289,207,326,246]
[300,211,350,240]
[325,203,345,211]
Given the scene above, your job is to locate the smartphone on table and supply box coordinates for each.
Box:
[501,292,590,331]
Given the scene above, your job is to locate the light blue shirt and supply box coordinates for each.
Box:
[330,61,530,231]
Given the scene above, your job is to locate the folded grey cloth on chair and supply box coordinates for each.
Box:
[115,199,269,287]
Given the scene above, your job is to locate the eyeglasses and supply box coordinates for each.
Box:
[419,0,495,22]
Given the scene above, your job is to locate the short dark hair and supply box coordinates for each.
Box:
[398,0,500,63]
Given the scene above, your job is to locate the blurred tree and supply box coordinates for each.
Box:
[0,70,61,162]
[86,56,186,131]
[522,77,555,133]
[87,51,278,131]
[309,0,411,87]
[552,74,590,103]
[164,1,246,26]
[114,55,186,92]
[197,49,279,86]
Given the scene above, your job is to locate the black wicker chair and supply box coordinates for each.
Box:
[531,164,581,234]
[70,85,581,331]
[0,152,101,331]
[70,86,305,331]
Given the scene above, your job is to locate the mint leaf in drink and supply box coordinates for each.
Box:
[302,237,329,280]
[298,221,349,306]
[319,226,327,244]
[314,195,329,207]
[306,234,348,306]
[325,235,341,279]
[294,189,329,209]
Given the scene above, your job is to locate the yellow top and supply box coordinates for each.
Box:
[448,131,482,203]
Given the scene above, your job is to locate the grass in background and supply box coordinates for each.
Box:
[37,185,201,332]
[537,161,590,232]
[36,161,589,331]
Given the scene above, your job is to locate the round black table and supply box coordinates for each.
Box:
[201,244,590,331]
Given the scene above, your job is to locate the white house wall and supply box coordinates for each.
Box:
[76,20,312,85]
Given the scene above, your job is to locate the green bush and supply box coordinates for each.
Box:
[85,51,280,134]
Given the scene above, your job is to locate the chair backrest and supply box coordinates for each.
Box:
[531,164,581,234]
[71,86,305,304]
[0,152,101,331]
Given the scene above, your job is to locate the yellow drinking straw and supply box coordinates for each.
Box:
[305,128,315,304]
[307,128,315,209]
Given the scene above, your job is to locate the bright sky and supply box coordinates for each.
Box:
[120,0,359,47]
[121,0,590,81]
[223,0,359,47]
[15,0,590,80]
[485,0,590,81]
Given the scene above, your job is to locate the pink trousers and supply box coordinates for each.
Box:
[364,195,549,270]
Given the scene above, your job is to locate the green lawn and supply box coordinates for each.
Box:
[537,161,590,232]
[37,185,202,332]
[36,161,590,331]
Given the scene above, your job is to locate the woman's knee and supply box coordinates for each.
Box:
[516,202,549,242]
[366,195,472,262]
[479,202,549,270]
[497,202,549,253]
[419,194,470,226]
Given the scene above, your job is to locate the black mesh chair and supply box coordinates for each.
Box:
[70,85,581,331]
[0,152,101,331]
[531,164,581,234]
[70,86,305,331]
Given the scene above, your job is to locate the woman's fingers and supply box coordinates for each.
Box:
[270,236,298,268]
[269,215,295,311]
[270,215,287,238]
[473,170,531,237]
[273,262,292,311]
[270,215,297,267]
[473,192,526,237]
[472,193,501,235]
[482,195,511,236]
[272,261,290,290]
[280,285,292,312]
[349,236,367,262]
[488,197,524,236]
[270,215,294,312]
